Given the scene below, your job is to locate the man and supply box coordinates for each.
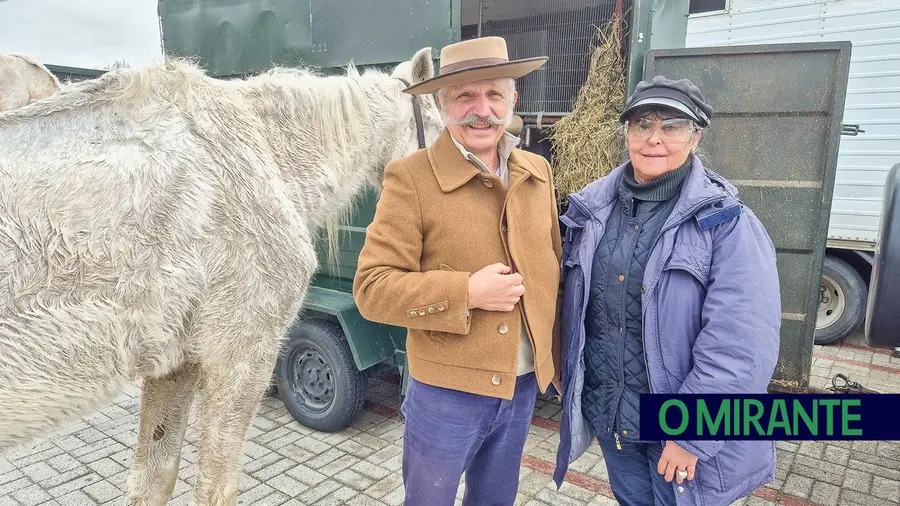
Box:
[352,36,563,505]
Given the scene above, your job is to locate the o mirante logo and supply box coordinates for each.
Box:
[639,394,898,441]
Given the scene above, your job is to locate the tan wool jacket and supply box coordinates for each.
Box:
[352,129,563,399]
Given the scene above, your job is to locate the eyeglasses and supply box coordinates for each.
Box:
[625,118,696,142]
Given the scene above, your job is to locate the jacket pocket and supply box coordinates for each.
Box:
[662,242,711,289]
[695,455,726,491]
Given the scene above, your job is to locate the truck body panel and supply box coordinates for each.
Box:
[684,0,900,250]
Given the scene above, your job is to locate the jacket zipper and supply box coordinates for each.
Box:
[641,195,724,447]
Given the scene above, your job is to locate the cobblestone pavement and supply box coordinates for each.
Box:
[1,330,898,506]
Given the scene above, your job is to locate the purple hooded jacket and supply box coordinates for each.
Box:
[553,156,782,505]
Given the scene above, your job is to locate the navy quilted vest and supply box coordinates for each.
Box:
[581,161,687,442]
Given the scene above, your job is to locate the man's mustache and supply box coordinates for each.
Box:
[452,114,506,126]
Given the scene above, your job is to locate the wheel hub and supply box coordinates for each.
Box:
[291,348,335,413]
[817,275,846,330]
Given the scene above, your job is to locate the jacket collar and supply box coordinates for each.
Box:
[564,155,737,227]
[428,128,547,193]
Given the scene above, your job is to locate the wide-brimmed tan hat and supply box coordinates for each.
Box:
[402,36,548,95]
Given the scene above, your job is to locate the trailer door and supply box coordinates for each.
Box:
[642,42,852,393]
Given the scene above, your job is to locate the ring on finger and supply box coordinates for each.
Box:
[676,469,688,480]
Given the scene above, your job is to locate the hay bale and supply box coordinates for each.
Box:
[549,17,627,204]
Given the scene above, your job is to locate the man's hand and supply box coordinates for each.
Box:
[657,441,698,484]
[467,263,525,311]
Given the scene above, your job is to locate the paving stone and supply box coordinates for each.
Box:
[871,475,900,502]
[235,483,284,505]
[337,438,379,459]
[82,480,122,504]
[876,442,900,461]
[849,458,900,481]
[1,477,32,495]
[798,441,826,460]
[364,474,404,500]
[380,484,407,506]
[840,489,898,506]
[844,469,873,494]
[55,489,98,505]
[586,495,619,506]
[46,472,103,498]
[251,457,299,482]
[11,483,52,505]
[284,462,327,487]
[782,473,815,500]
[791,455,846,486]
[302,447,345,470]
[8,446,64,469]
[0,496,19,506]
[334,468,376,491]
[823,445,851,466]
[551,481,600,504]
[809,481,841,506]
[296,478,342,504]
[266,474,308,498]
[318,455,360,478]
[20,461,58,483]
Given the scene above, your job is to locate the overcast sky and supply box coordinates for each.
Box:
[0,0,162,70]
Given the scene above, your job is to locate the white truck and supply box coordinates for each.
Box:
[684,0,900,344]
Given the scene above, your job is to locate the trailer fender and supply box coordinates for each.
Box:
[865,162,900,349]
[301,286,400,371]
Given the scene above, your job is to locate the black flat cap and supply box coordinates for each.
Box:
[620,75,713,127]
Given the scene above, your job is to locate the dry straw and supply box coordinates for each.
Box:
[549,16,627,204]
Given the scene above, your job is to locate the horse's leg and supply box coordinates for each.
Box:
[126,364,199,506]
[188,329,283,506]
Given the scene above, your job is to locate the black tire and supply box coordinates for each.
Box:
[815,256,867,345]
[275,318,367,432]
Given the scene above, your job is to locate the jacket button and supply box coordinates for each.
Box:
[483,179,493,188]
[498,323,509,334]
[677,486,685,494]
[492,375,501,385]
[618,274,625,282]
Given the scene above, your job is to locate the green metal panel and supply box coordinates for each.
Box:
[45,64,104,83]
[309,0,460,68]
[157,0,458,77]
[642,41,852,393]
[626,0,690,95]
[303,286,406,371]
[157,0,314,77]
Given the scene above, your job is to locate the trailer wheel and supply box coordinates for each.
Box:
[815,256,867,345]
[275,319,367,432]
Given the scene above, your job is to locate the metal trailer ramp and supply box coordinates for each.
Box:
[642,41,852,393]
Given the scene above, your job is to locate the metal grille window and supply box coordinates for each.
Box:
[461,0,628,114]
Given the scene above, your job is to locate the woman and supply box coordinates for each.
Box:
[552,76,782,506]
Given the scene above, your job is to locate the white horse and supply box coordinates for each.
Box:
[0,47,442,505]
[0,53,61,111]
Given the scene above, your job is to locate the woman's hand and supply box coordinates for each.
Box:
[657,441,698,484]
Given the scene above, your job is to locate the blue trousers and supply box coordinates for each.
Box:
[400,373,538,506]
[596,434,678,506]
